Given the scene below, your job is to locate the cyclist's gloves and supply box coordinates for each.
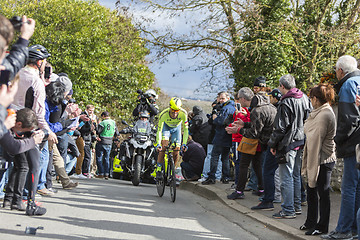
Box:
[181,144,188,152]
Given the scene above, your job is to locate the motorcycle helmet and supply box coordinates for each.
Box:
[169,97,182,111]
[139,110,150,119]
[28,44,51,61]
[145,89,158,100]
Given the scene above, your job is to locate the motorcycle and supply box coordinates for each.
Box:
[115,119,157,186]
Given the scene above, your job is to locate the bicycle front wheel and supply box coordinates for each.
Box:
[168,156,176,202]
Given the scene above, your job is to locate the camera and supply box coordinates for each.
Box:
[22,129,49,141]
[9,16,30,32]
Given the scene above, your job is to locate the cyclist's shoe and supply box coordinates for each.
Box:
[156,170,163,181]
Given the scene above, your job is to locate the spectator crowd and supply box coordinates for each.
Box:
[1,13,360,240]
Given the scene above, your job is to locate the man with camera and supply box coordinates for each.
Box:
[3,108,47,216]
[133,89,159,122]
[0,15,35,81]
[202,91,235,185]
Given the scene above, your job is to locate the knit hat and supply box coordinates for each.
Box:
[268,88,282,101]
[56,76,72,93]
[254,76,267,87]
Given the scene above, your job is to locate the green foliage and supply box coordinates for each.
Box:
[1,0,154,120]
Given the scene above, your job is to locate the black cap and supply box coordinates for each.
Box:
[268,88,282,101]
[101,111,109,117]
[254,76,266,87]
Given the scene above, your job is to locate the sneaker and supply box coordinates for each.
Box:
[295,208,302,215]
[230,183,236,190]
[306,229,326,236]
[37,188,55,197]
[227,191,245,200]
[221,178,229,184]
[272,210,296,219]
[301,201,308,206]
[321,230,352,239]
[104,175,109,180]
[251,201,274,210]
[2,200,11,209]
[156,171,163,181]
[300,224,310,230]
[63,181,79,190]
[202,178,216,185]
[71,173,87,179]
[95,175,104,179]
[352,232,358,239]
[26,201,46,216]
[11,201,26,211]
[47,188,58,194]
[252,189,264,196]
[198,177,207,182]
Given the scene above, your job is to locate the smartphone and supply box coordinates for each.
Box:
[0,70,11,85]
[236,103,241,111]
[44,66,51,79]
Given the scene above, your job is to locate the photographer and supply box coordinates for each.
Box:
[3,108,46,216]
[0,15,35,81]
[202,91,235,185]
[133,89,159,122]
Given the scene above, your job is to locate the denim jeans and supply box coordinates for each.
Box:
[262,146,278,203]
[96,143,112,176]
[335,155,360,234]
[37,141,49,190]
[202,144,222,180]
[231,142,241,184]
[279,149,302,215]
[208,144,230,180]
[57,134,69,162]
[65,154,77,174]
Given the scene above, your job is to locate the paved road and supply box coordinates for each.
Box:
[0,178,289,240]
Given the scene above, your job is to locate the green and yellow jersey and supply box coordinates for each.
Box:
[156,107,189,145]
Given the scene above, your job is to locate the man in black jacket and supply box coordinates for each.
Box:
[268,74,312,219]
[0,15,35,80]
[322,55,360,240]
[189,105,211,153]
[181,136,206,181]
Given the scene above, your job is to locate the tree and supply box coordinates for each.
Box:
[1,0,154,119]
[120,0,360,94]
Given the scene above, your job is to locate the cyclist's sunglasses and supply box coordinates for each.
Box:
[171,108,180,112]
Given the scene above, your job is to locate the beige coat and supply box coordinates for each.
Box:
[302,103,336,188]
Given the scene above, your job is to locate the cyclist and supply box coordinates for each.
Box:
[156,97,189,179]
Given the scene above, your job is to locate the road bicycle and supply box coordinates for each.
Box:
[156,144,178,202]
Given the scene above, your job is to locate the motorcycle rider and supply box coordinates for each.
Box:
[133,89,159,122]
[155,97,189,180]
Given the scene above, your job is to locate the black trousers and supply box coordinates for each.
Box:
[5,147,40,204]
[304,162,335,232]
[236,151,264,192]
[82,143,91,174]
[46,149,54,189]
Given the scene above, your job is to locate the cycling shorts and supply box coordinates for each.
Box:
[161,124,182,146]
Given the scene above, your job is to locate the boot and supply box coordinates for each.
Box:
[26,201,46,216]
[63,181,78,190]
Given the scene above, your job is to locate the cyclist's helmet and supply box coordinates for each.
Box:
[28,44,51,61]
[145,89,158,99]
[139,110,150,119]
[169,97,182,111]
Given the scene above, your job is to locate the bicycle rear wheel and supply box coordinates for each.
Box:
[168,155,176,202]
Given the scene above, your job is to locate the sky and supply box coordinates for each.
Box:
[97,0,227,100]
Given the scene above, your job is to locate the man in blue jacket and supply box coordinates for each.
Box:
[203,91,235,185]
[322,55,360,240]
